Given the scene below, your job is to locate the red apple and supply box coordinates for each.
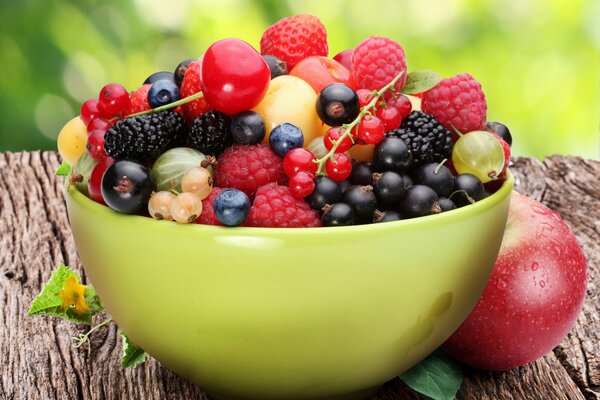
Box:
[290,56,356,93]
[333,49,353,70]
[443,191,587,371]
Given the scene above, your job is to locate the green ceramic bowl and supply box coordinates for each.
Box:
[65,175,514,400]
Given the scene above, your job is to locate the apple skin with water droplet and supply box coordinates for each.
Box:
[442,191,588,371]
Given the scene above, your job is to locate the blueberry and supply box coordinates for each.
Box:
[231,111,266,145]
[399,185,441,219]
[321,203,355,226]
[174,59,196,87]
[306,176,342,210]
[144,71,175,85]
[148,80,180,108]
[213,188,251,227]
[263,55,288,79]
[450,174,486,207]
[269,123,304,157]
[101,160,155,214]
[316,83,360,126]
[412,163,455,198]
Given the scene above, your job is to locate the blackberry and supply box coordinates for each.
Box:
[104,111,183,162]
[386,111,453,166]
[189,111,233,156]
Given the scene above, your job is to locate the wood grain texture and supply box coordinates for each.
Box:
[0,152,598,400]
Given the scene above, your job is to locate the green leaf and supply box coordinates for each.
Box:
[27,264,102,324]
[399,349,463,400]
[121,332,147,368]
[55,161,71,176]
[401,70,442,95]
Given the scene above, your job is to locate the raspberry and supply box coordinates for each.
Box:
[421,73,487,134]
[247,183,321,228]
[351,36,407,94]
[180,59,212,123]
[215,144,286,197]
[127,84,152,115]
[195,187,223,226]
[260,14,328,70]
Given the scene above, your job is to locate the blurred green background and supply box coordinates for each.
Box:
[1,0,598,159]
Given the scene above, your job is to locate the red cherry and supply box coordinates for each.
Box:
[332,49,353,71]
[88,157,115,205]
[356,89,375,108]
[80,99,107,125]
[283,148,317,178]
[376,105,402,131]
[356,115,385,145]
[87,117,113,134]
[98,83,130,116]
[325,153,352,181]
[324,127,353,153]
[201,39,270,115]
[288,171,316,199]
[86,130,107,160]
[388,94,412,119]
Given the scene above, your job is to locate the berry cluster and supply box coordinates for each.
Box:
[58,14,512,228]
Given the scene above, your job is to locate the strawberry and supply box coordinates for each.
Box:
[260,14,328,70]
[127,84,152,115]
[180,58,212,123]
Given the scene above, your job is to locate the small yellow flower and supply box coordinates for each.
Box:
[58,275,90,315]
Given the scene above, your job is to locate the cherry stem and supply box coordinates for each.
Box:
[314,71,405,175]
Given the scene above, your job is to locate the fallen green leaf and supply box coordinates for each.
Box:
[399,349,463,400]
[55,161,71,177]
[401,70,442,95]
[121,332,147,368]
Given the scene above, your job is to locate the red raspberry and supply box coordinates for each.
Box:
[195,187,223,226]
[215,144,286,197]
[351,36,407,95]
[421,73,487,133]
[180,59,212,123]
[127,84,152,115]
[260,14,328,70]
[247,183,321,228]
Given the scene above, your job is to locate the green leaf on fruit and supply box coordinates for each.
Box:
[55,161,71,177]
[28,264,102,324]
[399,349,463,400]
[401,70,442,95]
[121,332,147,368]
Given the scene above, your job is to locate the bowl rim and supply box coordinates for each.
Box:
[66,171,514,236]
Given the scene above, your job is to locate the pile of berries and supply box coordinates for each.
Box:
[58,14,512,228]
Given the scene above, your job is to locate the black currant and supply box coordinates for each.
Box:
[174,59,196,87]
[143,71,175,85]
[316,83,360,126]
[231,111,266,145]
[401,173,413,189]
[342,185,377,224]
[349,161,373,186]
[372,171,405,208]
[373,137,412,173]
[485,121,512,147]
[412,162,455,198]
[450,174,486,207]
[399,185,441,218]
[321,203,355,226]
[338,179,351,195]
[373,210,402,223]
[306,176,342,211]
[263,55,288,79]
[438,197,457,212]
[101,160,155,214]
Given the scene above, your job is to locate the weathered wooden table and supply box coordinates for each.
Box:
[1,152,598,400]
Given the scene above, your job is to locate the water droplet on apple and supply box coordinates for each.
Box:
[498,279,508,290]
[539,280,546,288]
[531,261,539,271]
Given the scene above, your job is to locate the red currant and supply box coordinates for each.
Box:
[98,83,130,116]
[325,153,352,181]
[86,130,107,160]
[80,99,107,125]
[87,117,113,134]
[288,171,316,199]
[388,94,412,119]
[201,38,270,115]
[283,148,317,178]
[88,157,115,205]
[356,89,375,108]
[376,105,402,131]
[324,127,353,153]
[356,115,385,145]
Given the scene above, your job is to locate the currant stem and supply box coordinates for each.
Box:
[315,71,404,175]
[71,318,113,348]
[122,91,205,120]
